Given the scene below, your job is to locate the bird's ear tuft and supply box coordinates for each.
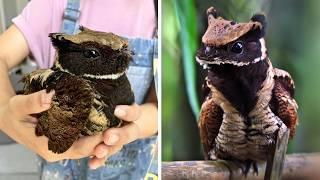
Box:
[206,7,220,26]
[251,14,266,27]
[79,25,85,32]
[251,13,267,37]
[207,7,219,19]
[79,26,94,32]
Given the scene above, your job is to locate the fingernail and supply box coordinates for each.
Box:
[114,107,126,117]
[42,90,55,105]
[89,157,100,170]
[90,163,99,170]
[96,148,108,158]
[24,116,38,124]
[107,134,119,145]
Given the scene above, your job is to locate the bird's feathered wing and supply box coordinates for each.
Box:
[198,79,223,160]
[270,68,298,138]
[23,70,95,153]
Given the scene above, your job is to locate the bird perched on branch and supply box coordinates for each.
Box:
[196,7,298,175]
[22,26,134,154]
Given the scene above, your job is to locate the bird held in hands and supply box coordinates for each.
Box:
[22,26,135,154]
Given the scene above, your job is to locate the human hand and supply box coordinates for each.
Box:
[89,104,143,169]
[0,90,105,162]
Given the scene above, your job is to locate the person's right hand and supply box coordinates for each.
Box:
[0,90,104,162]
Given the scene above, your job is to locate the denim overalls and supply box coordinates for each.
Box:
[40,0,158,179]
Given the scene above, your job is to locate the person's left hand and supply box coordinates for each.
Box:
[88,103,142,169]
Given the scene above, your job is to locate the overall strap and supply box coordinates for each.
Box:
[153,0,158,95]
[59,0,87,178]
[61,0,81,34]
[153,40,158,96]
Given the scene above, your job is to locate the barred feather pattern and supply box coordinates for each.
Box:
[202,60,289,162]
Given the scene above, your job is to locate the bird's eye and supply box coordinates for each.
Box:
[84,49,100,59]
[230,41,244,54]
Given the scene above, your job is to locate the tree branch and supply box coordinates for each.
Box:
[162,153,320,180]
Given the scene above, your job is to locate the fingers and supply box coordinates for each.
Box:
[8,90,54,118]
[107,104,141,145]
[88,156,107,170]
[89,122,141,169]
[89,122,142,169]
[103,122,140,146]
[114,104,141,122]
[66,133,104,159]
[20,116,38,128]
[35,133,104,162]
[94,143,109,158]
[89,144,123,169]
[88,122,142,169]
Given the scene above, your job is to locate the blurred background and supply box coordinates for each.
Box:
[162,0,320,161]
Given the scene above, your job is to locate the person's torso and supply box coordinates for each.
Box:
[40,0,156,68]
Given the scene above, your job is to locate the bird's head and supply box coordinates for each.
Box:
[49,26,132,79]
[196,7,268,69]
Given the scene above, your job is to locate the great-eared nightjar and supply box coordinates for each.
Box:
[22,26,134,154]
[196,7,298,174]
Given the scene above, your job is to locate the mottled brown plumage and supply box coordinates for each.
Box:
[196,7,298,175]
[271,69,298,138]
[198,93,223,160]
[22,26,134,154]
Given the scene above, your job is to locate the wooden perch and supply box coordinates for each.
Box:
[162,153,320,180]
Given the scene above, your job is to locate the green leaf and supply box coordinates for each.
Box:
[175,0,200,118]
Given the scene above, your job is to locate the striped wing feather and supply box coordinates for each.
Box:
[270,68,298,138]
[198,91,223,160]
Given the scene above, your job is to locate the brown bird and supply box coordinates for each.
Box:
[196,7,298,175]
[22,26,134,154]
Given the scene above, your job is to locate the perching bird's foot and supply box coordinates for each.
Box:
[235,160,259,177]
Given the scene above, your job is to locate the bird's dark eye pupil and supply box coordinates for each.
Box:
[84,50,99,58]
[231,42,243,54]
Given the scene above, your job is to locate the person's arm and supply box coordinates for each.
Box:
[0,25,104,163]
[0,25,28,102]
[89,84,158,169]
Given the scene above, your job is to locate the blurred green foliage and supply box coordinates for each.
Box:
[162,0,202,161]
[162,0,320,161]
[175,0,200,117]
